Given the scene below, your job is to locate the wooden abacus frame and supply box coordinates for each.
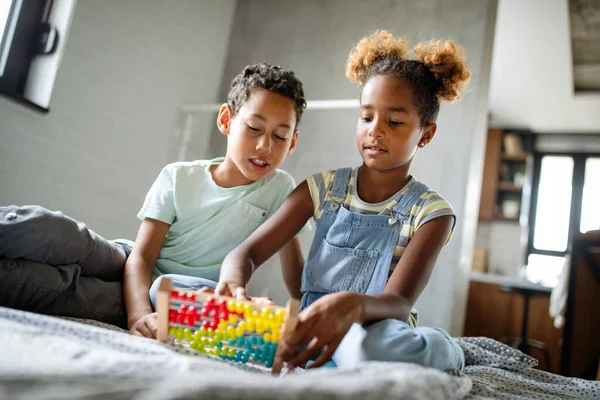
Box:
[156,277,299,375]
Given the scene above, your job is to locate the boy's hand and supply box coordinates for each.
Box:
[275,292,364,369]
[129,312,158,338]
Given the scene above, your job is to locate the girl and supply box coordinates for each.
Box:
[215,30,471,372]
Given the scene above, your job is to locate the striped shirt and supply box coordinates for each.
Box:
[307,167,456,275]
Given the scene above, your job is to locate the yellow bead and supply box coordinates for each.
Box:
[214,333,222,342]
[235,301,244,313]
[272,333,280,343]
[227,300,236,313]
[198,328,207,337]
[228,314,238,323]
[228,348,236,357]
[207,329,214,337]
[213,348,221,357]
[256,322,265,334]
[237,321,246,331]
[235,327,245,337]
[243,304,252,318]
[252,311,259,319]
[264,332,272,342]
[218,321,228,330]
[226,325,235,335]
[246,320,255,332]
[275,309,285,320]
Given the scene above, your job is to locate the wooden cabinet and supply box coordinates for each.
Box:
[463,280,563,373]
[478,129,533,223]
[479,129,502,220]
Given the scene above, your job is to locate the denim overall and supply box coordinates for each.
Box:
[301,168,464,372]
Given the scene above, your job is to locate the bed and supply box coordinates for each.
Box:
[0,307,597,399]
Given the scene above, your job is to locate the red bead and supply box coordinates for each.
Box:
[219,311,229,320]
[202,320,210,329]
[179,304,187,311]
[170,291,179,299]
[206,297,215,307]
[178,291,186,299]
[187,306,197,315]
[209,321,217,330]
[186,317,195,327]
[201,307,210,317]
[177,314,185,324]
[186,292,195,301]
[209,309,218,318]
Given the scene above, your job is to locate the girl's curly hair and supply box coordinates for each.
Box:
[346,30,471,126]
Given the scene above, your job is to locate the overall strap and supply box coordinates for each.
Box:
[329,168,352,203]
[392,182,429,218]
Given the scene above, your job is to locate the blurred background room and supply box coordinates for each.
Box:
[1,0,598,379]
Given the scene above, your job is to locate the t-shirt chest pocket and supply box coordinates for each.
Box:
[229,201,269,239]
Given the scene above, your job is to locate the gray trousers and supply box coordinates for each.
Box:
[0,206,130,328]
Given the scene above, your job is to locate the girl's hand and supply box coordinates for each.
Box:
[214,280,251,301]
[276,291,365,369]
[211,283,274,306]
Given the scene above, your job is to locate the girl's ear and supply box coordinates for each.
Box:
[419,123,437,147]
[217,104,233,135]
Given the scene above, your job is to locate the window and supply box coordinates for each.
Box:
[580,158,600,234]
[0,0,52,111]
[527,153,600,286]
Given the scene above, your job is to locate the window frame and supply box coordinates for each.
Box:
[0,0,51,112]
[527,151,600,261]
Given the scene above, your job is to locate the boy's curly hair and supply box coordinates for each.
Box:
[228,62,306,128]
[346,30,471,126]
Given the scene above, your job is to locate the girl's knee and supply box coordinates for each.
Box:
[344,321,463,372]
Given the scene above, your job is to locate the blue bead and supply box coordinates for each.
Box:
[216,342,223,349]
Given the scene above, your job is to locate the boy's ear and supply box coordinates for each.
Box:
[288,130,299,155]
[419,123,437,147]
[217,103,234,135]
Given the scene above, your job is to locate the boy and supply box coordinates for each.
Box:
[0,62,307,338]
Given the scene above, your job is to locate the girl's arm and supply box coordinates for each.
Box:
[356,214,454,323]
[276,215,454,368]
[216,181,314,298]
[123,218,169,337]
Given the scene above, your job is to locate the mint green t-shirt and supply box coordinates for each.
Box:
[132,157,300,281]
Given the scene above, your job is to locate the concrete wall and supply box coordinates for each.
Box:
[0,0,237,239]
[214,0,498,333]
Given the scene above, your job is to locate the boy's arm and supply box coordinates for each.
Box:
[278,237,305,299]
[217,181,314,298]
[123,218,169,337]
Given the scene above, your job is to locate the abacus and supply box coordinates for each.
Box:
[156,278,299,375]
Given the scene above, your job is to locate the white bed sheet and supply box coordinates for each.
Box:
[0,307,597,399]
